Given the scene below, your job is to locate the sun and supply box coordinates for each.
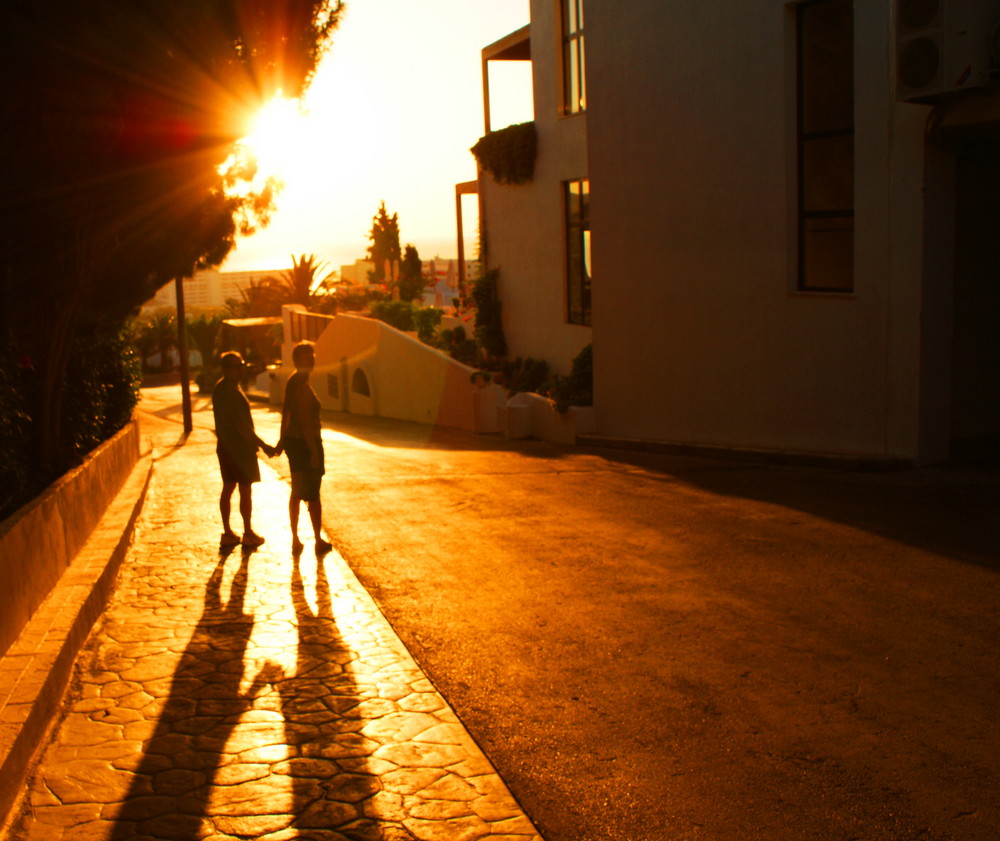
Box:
[240,94,306,179]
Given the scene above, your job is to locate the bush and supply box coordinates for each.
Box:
[472,269,506,361]
[498,357,549,396]
[470,122,537,185]
[369,299,415,332]
[413,307,443,344]
[439,326,479,367]
[61,322,141,457]
[547,343,593,413]
[0,332,31,517]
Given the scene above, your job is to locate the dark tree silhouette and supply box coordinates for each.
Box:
[0,0,342,474]
[365,201,401,285]
[398,243,426,303]
[280,253,332,306]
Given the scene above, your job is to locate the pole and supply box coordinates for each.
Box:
[174,275,193,434]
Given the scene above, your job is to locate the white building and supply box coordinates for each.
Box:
[142,268,281,310]
[339,259,375,286]
[465,0,1000,465]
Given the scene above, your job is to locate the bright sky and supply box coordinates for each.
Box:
[222,0,532,276]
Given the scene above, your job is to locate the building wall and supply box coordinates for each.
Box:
[584,0,936,461]
[479,0,592,374]
[143,268,280,310]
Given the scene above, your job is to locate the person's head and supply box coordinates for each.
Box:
[292,341,316,371]
[220,351,245,379]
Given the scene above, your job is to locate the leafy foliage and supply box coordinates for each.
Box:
[413,307,443,344]
[61,324,141,458]
[366,201,401,284]
[0,332,31,518]
[471,122,538,185]
[546,343,594,413]
[398,244,426,303]
[0,0,342,485]
[279,253,332,306]
[497,357,550,396]
[471,269,507,361]
[438,326,479,367]
[369,300,416,332]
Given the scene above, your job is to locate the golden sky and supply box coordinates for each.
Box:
[222,0,532,275]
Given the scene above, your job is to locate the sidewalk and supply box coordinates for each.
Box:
[6,424,541,841]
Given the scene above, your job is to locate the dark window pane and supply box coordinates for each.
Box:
[800,0,854,134]
[802,135,854,212]
[803,218,854,291]
[566,180,592,325]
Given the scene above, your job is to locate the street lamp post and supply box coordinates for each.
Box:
[174,275,193,434]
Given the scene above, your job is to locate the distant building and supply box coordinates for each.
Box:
[420,258,478,309]
[463,0,1000,465]
[339,260,376,287]
[142,268,282,310]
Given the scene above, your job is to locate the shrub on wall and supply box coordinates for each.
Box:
[369,300,416,332]
[472,269,507,362]
[547,343,593,413]
[413,307,443,344]
[0,332,31,518]
[61,322,141,457]
[471,122,537,185]
[498,357,550,396]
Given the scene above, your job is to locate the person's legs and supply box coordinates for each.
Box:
[306,498,331,552]
[289,475,304,553]
[239,482,264,546]
[220,481,240,543]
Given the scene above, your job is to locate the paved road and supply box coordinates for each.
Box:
[8,389,541,841]
[146,388,1000,840]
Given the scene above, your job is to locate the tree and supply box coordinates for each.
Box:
[0,0,343,475]
[398,244,426,303]
[366,201,401,284]
[187,314,225,369]
[279,254,332,306]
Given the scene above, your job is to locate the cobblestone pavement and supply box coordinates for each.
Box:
[8,425,541,841]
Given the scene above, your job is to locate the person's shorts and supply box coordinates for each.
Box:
[284,437,324,500]
[217,445,260,484]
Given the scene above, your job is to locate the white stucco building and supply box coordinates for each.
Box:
[142,268,281,310]
[467,0,1000,465]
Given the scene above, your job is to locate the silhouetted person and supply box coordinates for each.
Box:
[276,341,331,554]
[212,351,275,547]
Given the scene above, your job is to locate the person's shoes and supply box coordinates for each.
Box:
[242,532,265,547]
[220,532,241,547]
[292,538,304,555]
[315,538,333,555]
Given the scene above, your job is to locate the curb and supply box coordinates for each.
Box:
[0,453,154,837]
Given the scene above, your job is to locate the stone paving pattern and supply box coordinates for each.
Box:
[8,428,542,841]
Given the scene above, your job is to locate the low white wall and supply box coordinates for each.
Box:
[278,309,486,433]
[0,419,140,659]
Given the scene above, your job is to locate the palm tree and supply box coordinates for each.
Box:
[279,254,332,306]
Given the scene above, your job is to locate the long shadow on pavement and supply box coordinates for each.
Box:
[111,547,254,841]
[278,552,380,838]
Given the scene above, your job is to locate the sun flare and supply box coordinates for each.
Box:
[241,94,305,178]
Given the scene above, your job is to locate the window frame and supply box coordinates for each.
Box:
[795,0,855,293]
[560,0,586,115]
[564,178,591,326]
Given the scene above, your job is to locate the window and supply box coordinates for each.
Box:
[561,0,586,114]
[565,179,591,325]
[796,0,854,292]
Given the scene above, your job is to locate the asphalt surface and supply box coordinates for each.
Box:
[137,387,1000,839]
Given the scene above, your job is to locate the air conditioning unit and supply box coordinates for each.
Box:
[896,0,1000,102]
